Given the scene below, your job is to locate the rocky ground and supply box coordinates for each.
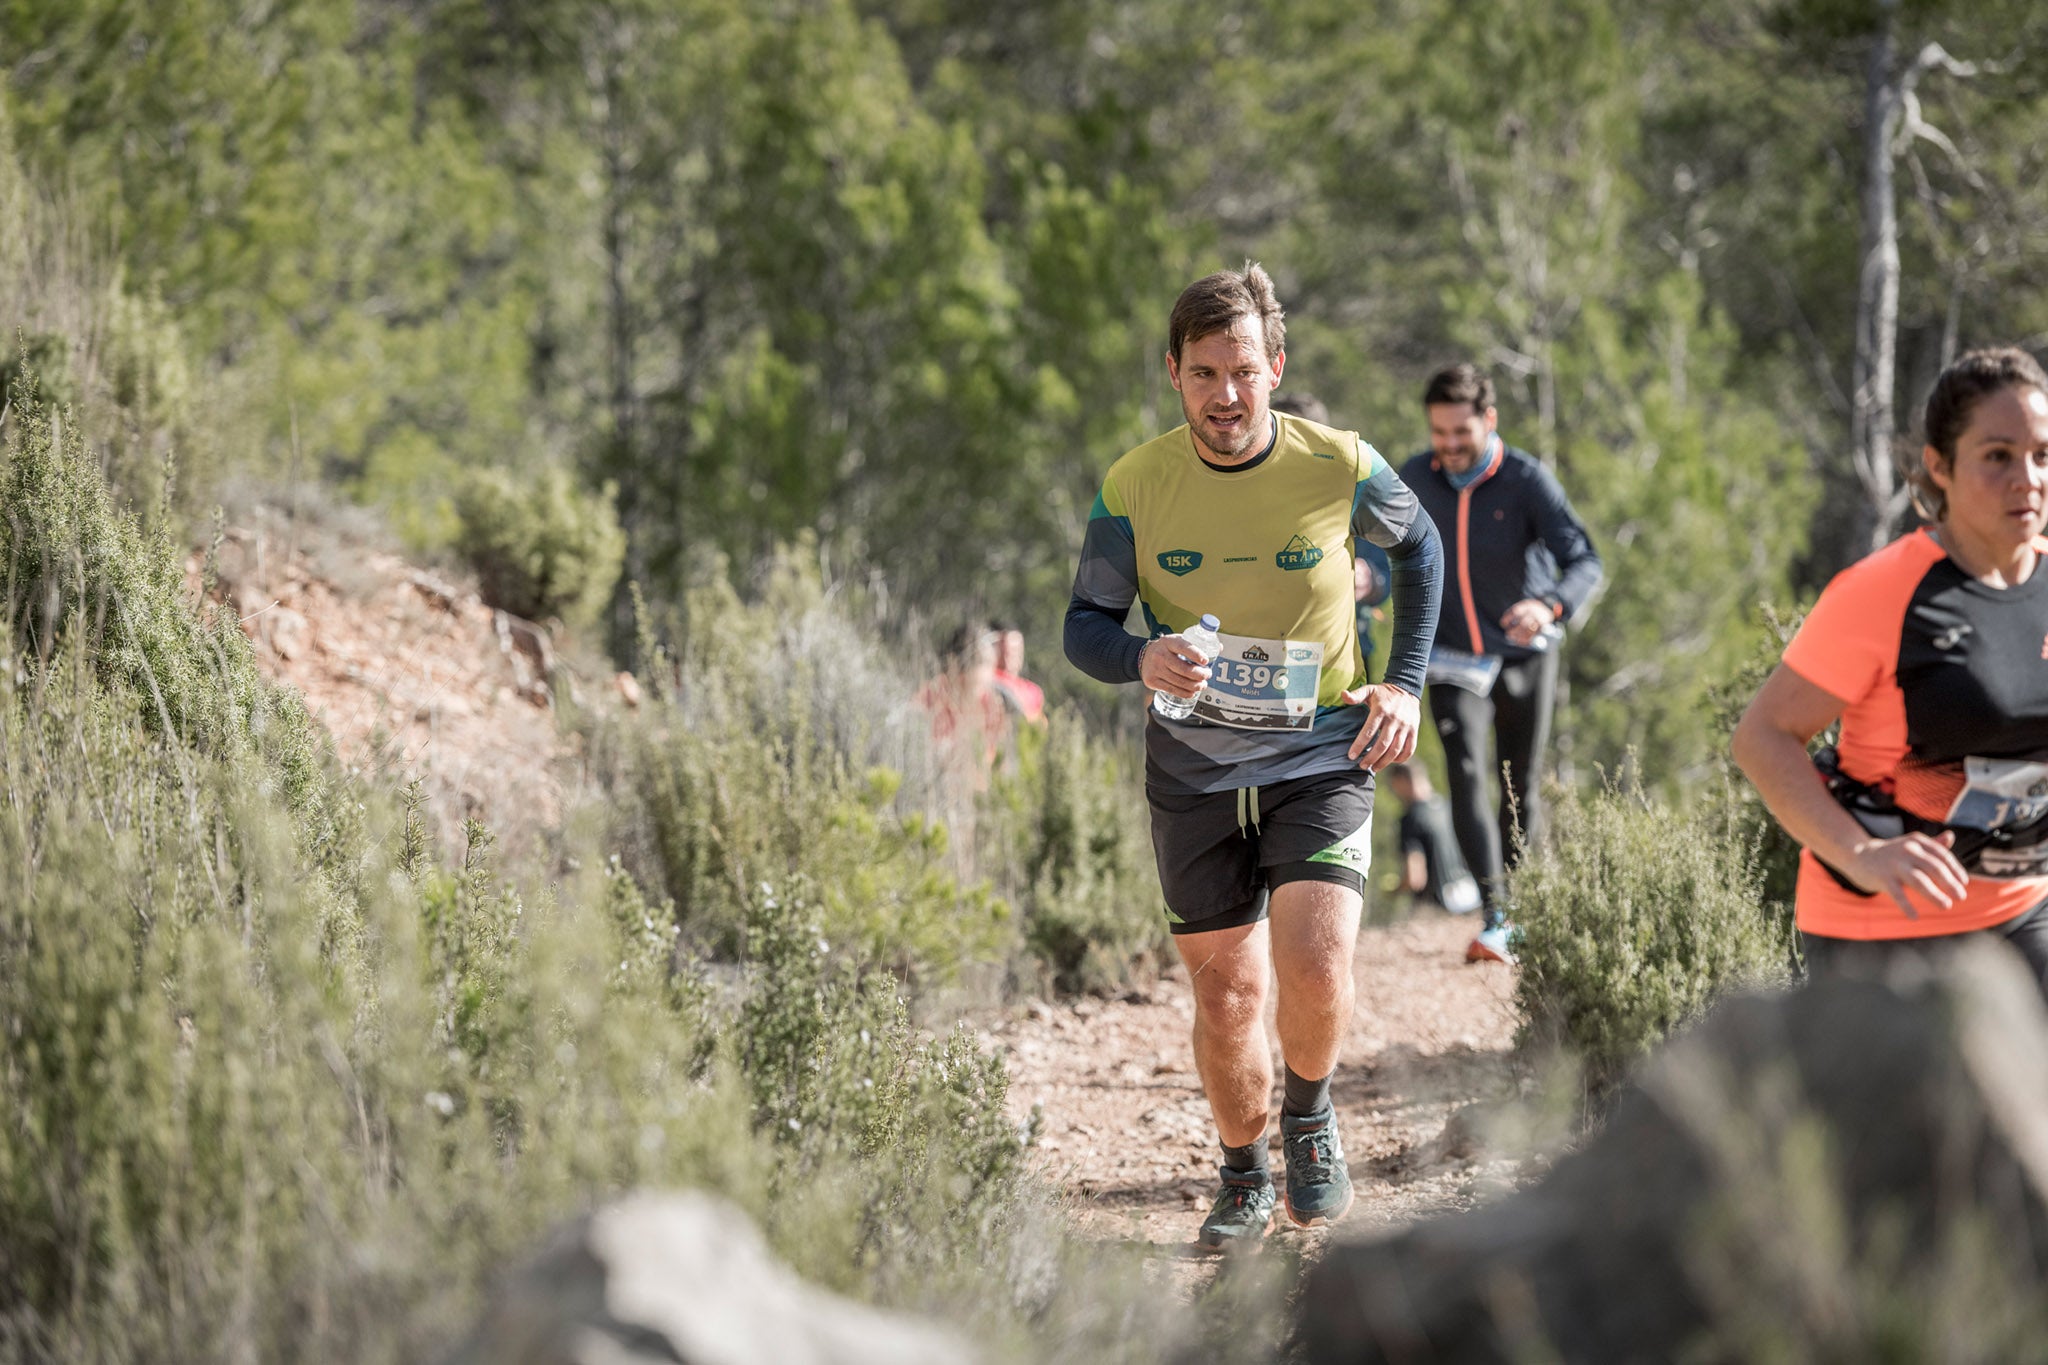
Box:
[194,504,608,858]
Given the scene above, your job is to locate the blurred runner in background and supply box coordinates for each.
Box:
[989,619,1047,725]
[1384,762,1481,915]
[1397,364,1603,965]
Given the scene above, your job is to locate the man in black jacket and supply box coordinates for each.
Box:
[1398,364,1602,963]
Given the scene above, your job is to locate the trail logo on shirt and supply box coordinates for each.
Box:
[1275,535,1324,572]
[1157,549,1203,576]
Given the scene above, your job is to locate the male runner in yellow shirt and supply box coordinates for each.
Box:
[1064,263,1443,1249]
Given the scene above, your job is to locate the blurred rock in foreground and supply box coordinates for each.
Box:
[1297,939,2048,1363]
[443,1191,976,1365]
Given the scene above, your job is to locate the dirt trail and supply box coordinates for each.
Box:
[988,912,1521,1275]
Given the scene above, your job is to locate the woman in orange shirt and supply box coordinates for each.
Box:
[1733,347,2048,992]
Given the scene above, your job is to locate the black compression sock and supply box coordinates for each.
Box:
[1283,1064,1332,1118]
[1221,1135,1268,1174]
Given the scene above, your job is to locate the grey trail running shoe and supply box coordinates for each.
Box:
[1280,1109,1354,1228]
[1196,1166,1277,1252]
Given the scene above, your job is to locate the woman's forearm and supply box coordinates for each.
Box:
[1730,719,1874,872]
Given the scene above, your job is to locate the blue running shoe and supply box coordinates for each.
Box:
[1196,1166,1276,1252]
[1280,1109,1353,1228]
[1466,922,1517,965]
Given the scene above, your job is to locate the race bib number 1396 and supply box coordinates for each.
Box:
[1193,633,1325,731]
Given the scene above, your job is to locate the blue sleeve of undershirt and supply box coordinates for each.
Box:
[1064,486,1147,685]
[1065,597,1146,683]
[1356,541,1393,608]
[1352,459,1442,698]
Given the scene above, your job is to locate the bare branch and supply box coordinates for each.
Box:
[1903,41,1989,89]
[1443,137,1488,254]
[1904,143,1939,218]
[1901,147,1966,272]
[1488,345,1539,379]
[1896,87,1986,190]
[1766,264,1850,419]
[1941,264,1965,368]
[1885,483,1915,528]
[1850,442,1888,503]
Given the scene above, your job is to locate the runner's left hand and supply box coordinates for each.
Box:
[1340,683,1419,771]
[1500,598,1554,647]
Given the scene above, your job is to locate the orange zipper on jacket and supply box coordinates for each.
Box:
[1451,436,1505,655]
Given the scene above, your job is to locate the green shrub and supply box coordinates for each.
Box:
[0,391,346,862]
[0,638,1196,1361]
[0,385,1158,1362]
[1704,602,1814,932]
[622,713,1013,981]
[96,275,201,505]
[452,464,626,628]
[735,876,1028,1293]
[1,120,209,514]
[0,332,76,411]
[982,717,1168,995]
[598,542,1167,995]
[593,545,1015,984]
[1511,773,1795,1097]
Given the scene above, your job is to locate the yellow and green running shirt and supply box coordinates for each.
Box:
[1064,411,1444,795]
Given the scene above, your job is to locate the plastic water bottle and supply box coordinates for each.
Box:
[1153,615,1221,720]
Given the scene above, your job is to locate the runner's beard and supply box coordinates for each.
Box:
[1188,402,1264,462]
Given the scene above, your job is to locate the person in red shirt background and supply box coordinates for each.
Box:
[918,623,1009,779]
[989,620,1047,726]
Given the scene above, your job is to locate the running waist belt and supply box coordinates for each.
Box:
[1811,746,2048,893]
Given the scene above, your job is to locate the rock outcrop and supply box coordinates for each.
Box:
[442,1191,976,1365]
[193,509,571,856]
[1297,940,2048,1362]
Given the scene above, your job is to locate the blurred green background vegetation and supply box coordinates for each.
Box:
[4,0,2047,1358]
[8,0,2043,773]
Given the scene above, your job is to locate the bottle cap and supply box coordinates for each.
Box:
[1199,614,1219,631]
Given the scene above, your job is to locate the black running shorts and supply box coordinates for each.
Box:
[1147,766,1374,935]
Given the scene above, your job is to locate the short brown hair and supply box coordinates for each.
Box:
[1910,346,2048,521]
[1423,363,1495,414]
[1168,262,1285,364]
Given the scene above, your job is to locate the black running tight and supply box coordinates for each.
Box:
[1426,649,1560,919]
[1801,898,2048,1002]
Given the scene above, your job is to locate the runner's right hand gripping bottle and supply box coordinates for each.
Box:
[1153,615,1221,720]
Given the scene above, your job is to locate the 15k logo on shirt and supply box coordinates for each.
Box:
[1157,549,1203,576]
[1275,535,1324,571]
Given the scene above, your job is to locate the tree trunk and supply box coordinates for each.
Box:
[589,15,654,655]
[1850,0,1910,554]
[597,34,636,489]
